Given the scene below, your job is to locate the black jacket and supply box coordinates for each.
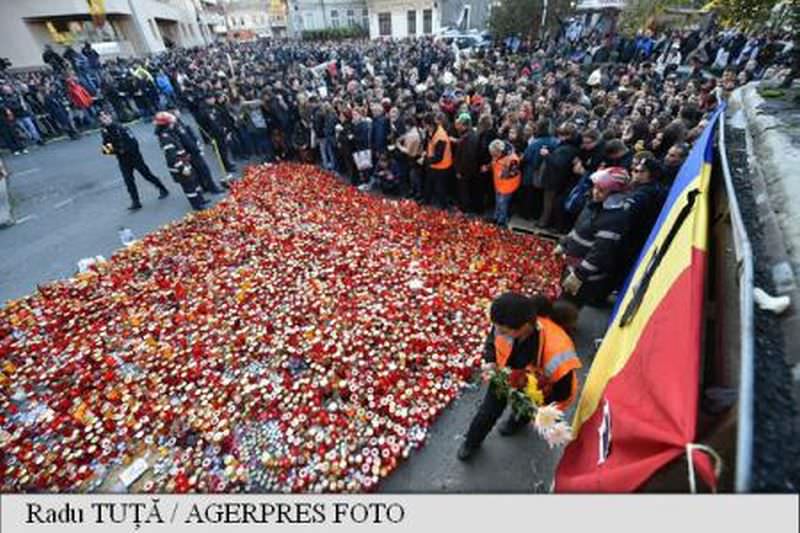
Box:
[620,181,667,275]
[541,135,581,192]
[155,124,192,180]
[562,194,633,303]
[101,123,142,161]
[174,119,202,157]
[195,104,227,140]
[454,129,481,178]
[580,141,606,174]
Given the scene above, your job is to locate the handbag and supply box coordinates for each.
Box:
[353,149,372,171]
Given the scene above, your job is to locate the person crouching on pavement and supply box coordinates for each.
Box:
[458,292,581,461]
[99,109,169,211]
[489,139,521,227]
[153,112,208,211]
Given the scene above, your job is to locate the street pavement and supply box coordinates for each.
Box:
[0,118,232,304]
[0,129,610,492]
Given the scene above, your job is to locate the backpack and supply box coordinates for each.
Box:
[564,172,593,215]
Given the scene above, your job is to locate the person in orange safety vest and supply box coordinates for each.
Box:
[489,139,521,227]
[423,112,453,209]
[458,292,581,461]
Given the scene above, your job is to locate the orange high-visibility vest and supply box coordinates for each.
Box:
[494,317,581,410]
[426,125,453,170]
[492,152,521,195]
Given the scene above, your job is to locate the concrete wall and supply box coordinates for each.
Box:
[0,0,205,69]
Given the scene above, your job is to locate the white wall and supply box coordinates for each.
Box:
[367,1,437,39]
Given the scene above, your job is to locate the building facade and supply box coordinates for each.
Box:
[286,0,370,36]
[366,0,440,39]
[221,0,272,37]
[285,1,494,40]
[0,0,208,70]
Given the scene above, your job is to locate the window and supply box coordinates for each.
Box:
[378,12,391,36]
[362,8,369,29]
[304,12,313,30]
[407,10,416,35]
[347,9,355,27]
[423,9,432,34]
[331,9,339,28]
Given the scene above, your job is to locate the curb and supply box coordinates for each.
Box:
[729,84,800,396]
[730,84,799,294]
[0,159,14,228]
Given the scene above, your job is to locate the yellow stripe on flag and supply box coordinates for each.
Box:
[571,161,712,435]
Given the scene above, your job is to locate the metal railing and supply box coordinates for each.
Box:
[716,99,756,492]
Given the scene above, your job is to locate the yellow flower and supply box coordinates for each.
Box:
[525,374,544,406]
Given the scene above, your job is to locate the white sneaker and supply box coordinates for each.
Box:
[22,149,29,154]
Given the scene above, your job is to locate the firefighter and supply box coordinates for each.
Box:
[457,292,581,461]
[153,112,207,211]
[558,167,634,307]
[99,110,168,210]
[170,109,224,194]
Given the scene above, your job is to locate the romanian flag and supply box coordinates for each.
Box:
[555,106,725,492]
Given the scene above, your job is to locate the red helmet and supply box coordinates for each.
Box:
[153,111,176,126]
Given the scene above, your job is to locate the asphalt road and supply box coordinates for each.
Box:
[0,118,232,304]
[0,130,610,492]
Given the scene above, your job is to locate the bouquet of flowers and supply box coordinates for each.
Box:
[486,365,573,448]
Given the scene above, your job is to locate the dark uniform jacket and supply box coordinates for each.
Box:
[101,123,141,161]
[562,193,633,302]
[155,125,192,180]
[174,119,203,157]
[195,104,227,140]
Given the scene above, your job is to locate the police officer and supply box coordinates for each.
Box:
[99,109,168,210]
[170,109,224,194]
[194,93,237,180]
[153,112,207,211]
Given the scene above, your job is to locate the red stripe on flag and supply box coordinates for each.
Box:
[555,247,708,492]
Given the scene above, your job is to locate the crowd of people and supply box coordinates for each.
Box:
[0,23,796,309]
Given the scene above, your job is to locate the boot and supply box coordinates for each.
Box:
[457,440,480,461]
[158,186,169,199]
[127,202,142,211]
[188,191,207,211]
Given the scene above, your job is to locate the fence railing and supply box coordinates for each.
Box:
[716,99,756,492]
